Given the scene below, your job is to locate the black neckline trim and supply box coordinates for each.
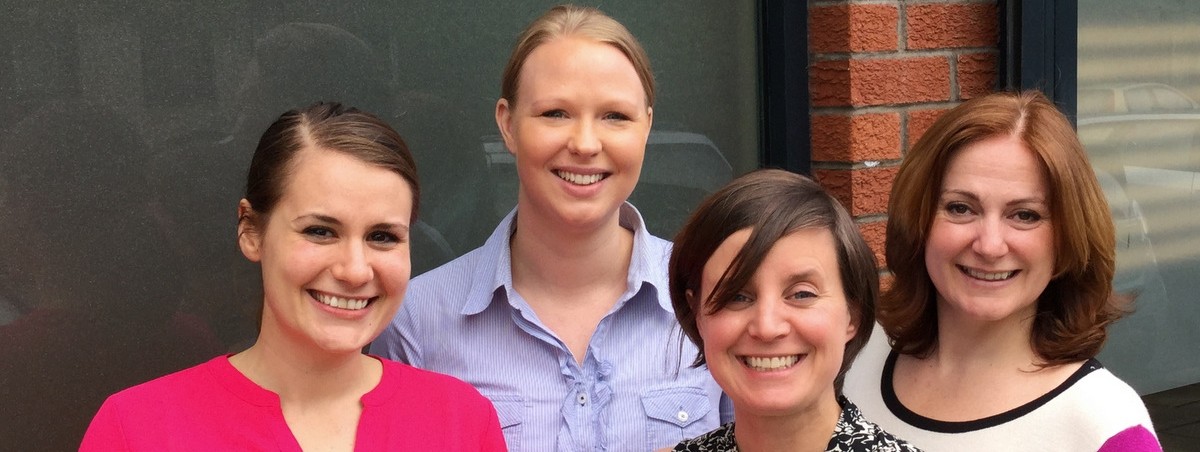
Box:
[880,351,1102,433]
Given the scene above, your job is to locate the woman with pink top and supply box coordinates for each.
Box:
[81,102,506,451]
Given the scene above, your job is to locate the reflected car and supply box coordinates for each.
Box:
[1078,83,1199,117]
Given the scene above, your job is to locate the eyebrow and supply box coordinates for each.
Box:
[940,189,1047,206]
[786,268,825,286]
[295,214,410,234]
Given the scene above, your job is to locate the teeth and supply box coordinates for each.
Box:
[314,292,370,310]
[742,355,801,371]
[555,170,604,185]
[963,267,1015,281]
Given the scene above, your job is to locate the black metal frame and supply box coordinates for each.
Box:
[1001,0,1078,122]
[759,0,810,174]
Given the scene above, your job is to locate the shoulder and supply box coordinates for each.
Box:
[407,246,485,294]
[401,244,494,317]
[843,324,891,406]
[835,397,923,452]
[102,357,224,408]
[1057,364,1156,433]
[81,357,228,449]
[379,359,492,408]
[672,422,736,451]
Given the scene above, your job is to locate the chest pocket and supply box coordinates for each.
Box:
[641,387,715,450]
[484,393,526,451]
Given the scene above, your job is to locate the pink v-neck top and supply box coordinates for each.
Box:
[80,355,506,451]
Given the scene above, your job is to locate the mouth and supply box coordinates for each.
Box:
[958,265,1018,281]
[554,169,607,186]
[740,354,803,372]
[310,290,376,311]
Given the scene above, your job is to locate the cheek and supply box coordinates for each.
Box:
[798,309,848,349]
[695,312,736,353]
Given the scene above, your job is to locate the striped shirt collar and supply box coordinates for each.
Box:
[460,202,672,315]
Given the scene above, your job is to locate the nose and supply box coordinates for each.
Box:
[331,241,373,287]
[747,298,790,341]
[971,217,1009,259]
[568,119,601,156]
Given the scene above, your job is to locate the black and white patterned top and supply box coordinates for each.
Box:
[672,396,922,452]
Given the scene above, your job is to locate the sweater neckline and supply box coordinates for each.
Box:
[880,350,1101,433]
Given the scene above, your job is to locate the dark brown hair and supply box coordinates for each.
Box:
[500,4,655,108]
[882,90,1119,364]
[670,169,878,392]
[241,101,419,230]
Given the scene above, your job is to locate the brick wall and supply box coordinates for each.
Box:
[807,0,999,273]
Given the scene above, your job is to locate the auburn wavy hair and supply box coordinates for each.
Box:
[881,90,1120,365]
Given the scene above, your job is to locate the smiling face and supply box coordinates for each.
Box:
[495,36,651,231]
[694,228,857,419]
[238,147,413,355]
[925,134,1056,327]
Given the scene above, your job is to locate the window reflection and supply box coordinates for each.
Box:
[1079,1,1200,395]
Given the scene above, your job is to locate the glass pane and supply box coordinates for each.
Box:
[0,2,759,448]
[1079,0,1200,395]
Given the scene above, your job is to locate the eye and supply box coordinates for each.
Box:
[787,289,818,301]
[368,231,395,243]
[367,230,403,246]
[945,202,973,216]
[1012,210,1042,223]
[602,111,631,121]
[720,291,754,310]
[303,226,336,240]
[540,109,567,119]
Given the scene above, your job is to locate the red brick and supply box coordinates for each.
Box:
[814,167,898,216]
[811,57,951,107]
[812,113,902,162]
[906,3,999,50]
[957,52,998,99]
[810,4,898,53]
[906,108,950,147]
[858,220,888,269]
[810,59,853,107]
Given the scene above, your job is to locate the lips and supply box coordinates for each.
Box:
[740,355,803,372]
[310,290,375,311]
[958,265,1017,281]
[554,169,607,185]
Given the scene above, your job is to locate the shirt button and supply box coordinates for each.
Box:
[676,410,689,422]
[577,392,588,405]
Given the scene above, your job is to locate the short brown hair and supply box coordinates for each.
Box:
[670,169,878,392]
[882,90,1119,365]
[500,4,655,108]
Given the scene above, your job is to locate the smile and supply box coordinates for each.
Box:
[310,290,374,311]
[740,355,802,372]
[554,170,606,185]
[959,265,1017,281]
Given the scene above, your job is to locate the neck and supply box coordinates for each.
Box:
[230,323,378,404]
[510,204,634,296]
[733,393,841,452]
[932,304,1040,372]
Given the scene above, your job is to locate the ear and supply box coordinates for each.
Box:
[646,106,654,129]
[686,288,705,334]
[237,199,263,263]
[844,305,860,343]
[495,98,516,157]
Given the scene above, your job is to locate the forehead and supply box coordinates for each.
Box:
[517,36,645,100]
[279,146,406,200]
[942,135,1048,196]
[702,227,841,287]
